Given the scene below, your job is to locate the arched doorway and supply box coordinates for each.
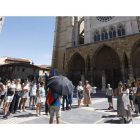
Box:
[69,53,85,86]
[93,45,121,88]
[132,41,140,78]
[123,52,129,81]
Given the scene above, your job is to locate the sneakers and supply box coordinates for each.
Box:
[3,115,8,119]
[36,114,40,117]
[39,113,42,116]
[125,118,132,124]
[19,110,22,113]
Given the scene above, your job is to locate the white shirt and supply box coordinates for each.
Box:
[77,85,83,91]
[23,84,29,90]
[15,84,21,91]
[30,85,37,96]
[133,87,137,94]
[10,84,16,89]
[121,89,130,110]
[0,85,5,95]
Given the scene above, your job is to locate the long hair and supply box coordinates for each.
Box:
[123,83,128,91]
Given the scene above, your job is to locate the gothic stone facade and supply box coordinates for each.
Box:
[52,16,140,88]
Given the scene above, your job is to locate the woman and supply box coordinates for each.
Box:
[120,83,132,123]
[9,79,22,115]
[77,81,84,108]
[0,82,5,108]
[133,82,139,115]
[20,79,30,112]
[135,89,140,115]
[115,83,122,116]
[83,81,92,107]
[29,80,37,109]
[3,80,16,119]
[129,86,134,110]
[36,81,46,116]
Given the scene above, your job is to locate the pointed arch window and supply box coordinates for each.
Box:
[118,25,125,37]
[101,29,108,40]
[94,31,100,42]
[109,27,116,38]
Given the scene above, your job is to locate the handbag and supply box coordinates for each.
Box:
[78,91,83,99]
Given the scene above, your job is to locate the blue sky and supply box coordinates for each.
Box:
[0,16,56,65]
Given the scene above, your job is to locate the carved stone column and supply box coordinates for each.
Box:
[121,65,125,83]
[101,71,106,91]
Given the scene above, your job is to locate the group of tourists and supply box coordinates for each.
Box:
[106,78,140,123]
[0,78,46,119]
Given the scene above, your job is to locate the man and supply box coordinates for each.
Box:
[62,95,69,111]
[49,93,62,124]
[106,84,114,110]
[131,79,135,87]
[127,80,132,89]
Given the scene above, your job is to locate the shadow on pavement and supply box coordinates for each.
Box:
[104,119,119,124]
[95,109,108,111]
[102,115,117,118]
[13,113,36,118]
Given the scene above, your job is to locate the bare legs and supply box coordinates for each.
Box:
[49,117,60,124]
[36,102,42,116]
[130,100,133,110]
[4,102,11,116]
[20,98,27,111]
[78,99,82,108]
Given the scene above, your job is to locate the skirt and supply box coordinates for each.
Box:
[119,100,131,118]
[5,95,14,103]
[83,92,91,105]
[21,91,29,99]
[36,97,45,104]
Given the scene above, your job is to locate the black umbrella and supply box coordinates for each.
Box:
[47,75,74,96]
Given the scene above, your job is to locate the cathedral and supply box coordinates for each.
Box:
[51,16,140,88]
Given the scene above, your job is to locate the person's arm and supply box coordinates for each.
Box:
[59,95,62,99]
[112,89,114,97]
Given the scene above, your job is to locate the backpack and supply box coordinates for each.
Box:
[46,89,58,106]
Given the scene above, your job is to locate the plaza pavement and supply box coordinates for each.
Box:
[0,91,140,124]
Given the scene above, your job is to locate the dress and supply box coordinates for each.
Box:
[120,89,132,118]
[117,90,122,115]
[83,85,91,105]
[36,87,46,103]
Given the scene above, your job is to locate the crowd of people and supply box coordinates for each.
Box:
[0,78,46,119]
[106,78,140,123]
[1,76,140,124]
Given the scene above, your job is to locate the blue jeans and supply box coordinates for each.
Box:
[62,95,68,110]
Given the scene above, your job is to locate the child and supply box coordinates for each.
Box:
[36,81,46,116]
[106,84,114,110]
[29,80,37,109]
[36,90,41,116]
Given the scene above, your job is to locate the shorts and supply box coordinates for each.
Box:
[0,95,5,100]
[50,106,61,117]
[21,91,29,99]
[36,97,45,104]
[108,96,112,103]
[30,96,36,100]
[129,95,133,100]
[5,95,14,103]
